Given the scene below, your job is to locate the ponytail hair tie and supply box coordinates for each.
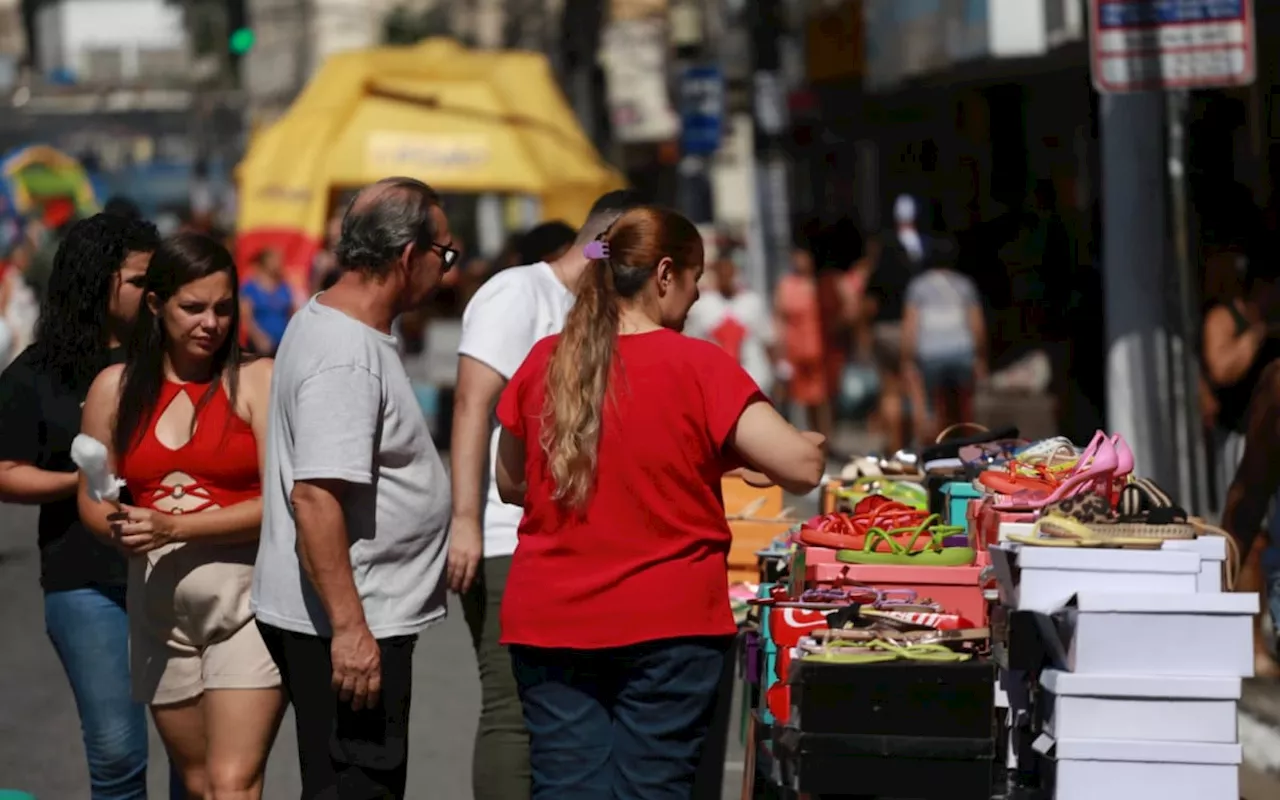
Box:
[584,241,610,260]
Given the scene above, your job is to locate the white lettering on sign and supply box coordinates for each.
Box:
[366,133,491,171]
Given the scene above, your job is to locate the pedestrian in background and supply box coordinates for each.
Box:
[492,206,825,798]
[0,214,158,800]
[450,190,643,800]
[901,240,988,443]
[252,178,455,799]
[241,248,295,355]
[774,241,832,440]
[684,243,776,396]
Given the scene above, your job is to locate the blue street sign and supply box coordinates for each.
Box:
[680,66,724,156]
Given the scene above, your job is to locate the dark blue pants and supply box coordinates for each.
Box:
[44,587,149,800]
[510,636,733,800]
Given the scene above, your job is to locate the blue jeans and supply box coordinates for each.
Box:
[1265,508,1280,638]
[44,587,149,800]
[510,636,733,800]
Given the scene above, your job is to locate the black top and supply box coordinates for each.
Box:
[868,234,930,323]
[1211,302,1280,434]
[0,346,129,591]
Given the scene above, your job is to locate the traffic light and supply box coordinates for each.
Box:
[229,27,255,55]
[226,0,252,57]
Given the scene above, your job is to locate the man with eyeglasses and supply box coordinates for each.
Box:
[252,177,456,799]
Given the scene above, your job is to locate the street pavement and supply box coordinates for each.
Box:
[0,501,747,799]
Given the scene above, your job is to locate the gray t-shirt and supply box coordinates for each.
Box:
[251,297,450,638]
[905,268,979,362]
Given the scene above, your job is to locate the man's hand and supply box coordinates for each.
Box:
[447,516,483,594]
[331,623,381,711]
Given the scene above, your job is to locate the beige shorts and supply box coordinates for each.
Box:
[129,542,281,706]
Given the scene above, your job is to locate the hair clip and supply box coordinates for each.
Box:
[584,241,610,260]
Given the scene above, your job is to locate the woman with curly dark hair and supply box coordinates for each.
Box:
[0,212,159,799]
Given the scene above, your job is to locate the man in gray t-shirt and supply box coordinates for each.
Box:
[251,177,457,798]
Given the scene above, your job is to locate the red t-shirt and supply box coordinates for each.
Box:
[496,328,766,649]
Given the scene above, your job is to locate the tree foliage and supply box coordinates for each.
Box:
[382,4,452,46]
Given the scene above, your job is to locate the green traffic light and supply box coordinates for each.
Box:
[229,27,255,55]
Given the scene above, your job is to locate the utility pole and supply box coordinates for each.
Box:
[1100,91,1180,495]
[749,0,790,291]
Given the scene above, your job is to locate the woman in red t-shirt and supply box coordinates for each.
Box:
[494,206,824,799]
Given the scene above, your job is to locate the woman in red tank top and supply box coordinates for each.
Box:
[78,232,282,799]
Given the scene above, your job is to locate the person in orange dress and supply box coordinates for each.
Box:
[774,245,833,440]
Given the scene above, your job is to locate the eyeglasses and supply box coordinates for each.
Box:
[430,241,459,271]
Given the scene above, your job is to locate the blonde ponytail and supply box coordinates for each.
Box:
[541,253,619,508]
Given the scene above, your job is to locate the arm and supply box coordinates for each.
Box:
[0,356,78,504]
[1203,305,1265,387]
[293,479,365,633]
[0,462,78,504]
[77,365,124,539]
[728,401,825,495]
[495,426,526,506]
[447,356,507,592]
[289,364,385,710]
[448,273,537,591]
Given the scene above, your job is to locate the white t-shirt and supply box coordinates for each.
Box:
[684,287,775,395]
[457,261,575,558]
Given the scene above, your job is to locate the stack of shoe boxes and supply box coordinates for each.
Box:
[990,538,1256,800]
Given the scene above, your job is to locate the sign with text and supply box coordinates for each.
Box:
[1090,0,1255,93]
[680,65,724,156]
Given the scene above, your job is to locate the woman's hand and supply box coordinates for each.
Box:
[107,505,183,554]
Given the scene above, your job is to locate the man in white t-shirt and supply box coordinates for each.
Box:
[448,190,645,800]
[685,249,777,395]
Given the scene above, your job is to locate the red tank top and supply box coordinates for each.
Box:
[119,379,261,514]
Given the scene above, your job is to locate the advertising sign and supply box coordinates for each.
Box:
[1090,0,1255,93]
[680,65,724,156]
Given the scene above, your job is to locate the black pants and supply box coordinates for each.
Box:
[257,622,417,800]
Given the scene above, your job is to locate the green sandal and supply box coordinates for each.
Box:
[835,524,977,566]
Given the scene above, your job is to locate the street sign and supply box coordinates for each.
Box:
[1090,0,1255,93]
[680,66,724,157]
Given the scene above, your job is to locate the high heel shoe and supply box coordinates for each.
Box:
[993,435,1118,511]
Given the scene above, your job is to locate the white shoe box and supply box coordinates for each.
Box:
[1162,536,1229,592]
[1052,591,1258,676]
[1033,736,1241,800]
[1039,670,1240,743]
[990,544,1201,612]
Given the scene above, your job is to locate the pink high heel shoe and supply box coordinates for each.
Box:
[993,434,1118,511]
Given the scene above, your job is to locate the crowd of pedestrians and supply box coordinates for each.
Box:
[0,176,825,800]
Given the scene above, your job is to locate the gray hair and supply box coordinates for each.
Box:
[336,177,442,275]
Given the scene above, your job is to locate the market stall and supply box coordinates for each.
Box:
[235,37,625,294]
[734,427,1251,799]
[0,145,99,226]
